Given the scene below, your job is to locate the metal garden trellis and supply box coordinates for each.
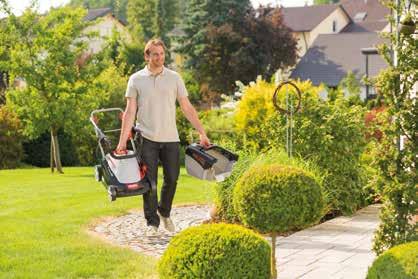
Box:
[272,80,302,158]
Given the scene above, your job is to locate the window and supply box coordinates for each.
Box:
[332,20,337,32]
[354,12,367,22]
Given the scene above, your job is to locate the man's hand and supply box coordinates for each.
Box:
[179,96,211,148]
[199,134,211,148]
[115,142,127,154]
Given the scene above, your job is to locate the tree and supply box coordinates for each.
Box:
[179,2,297,99]
[1,5,104,173]
[313,0,338,4]
[127,0,178,49]
[371,0,417,254]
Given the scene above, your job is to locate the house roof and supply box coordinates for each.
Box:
[340,0,389,22]
[84,7,112,21]
[290,32,388,87]
[83,7,127,25]
[342,20,389,32]
[281,4,343,32]
[340,0,389,32]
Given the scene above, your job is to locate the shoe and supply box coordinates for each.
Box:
[146,224,159,236]
[158,212,175,232]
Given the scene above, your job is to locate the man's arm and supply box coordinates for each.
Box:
[116,97,137,152]
[178,96,210,147]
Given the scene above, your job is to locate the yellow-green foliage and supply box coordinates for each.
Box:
[0,106,23,169]
[234,78,323,148]
[158,223,271,279]
[234,77,367,215]
[233,164,324,233]
[367,241,418,279]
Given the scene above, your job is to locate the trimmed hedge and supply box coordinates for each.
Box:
[214,151,258,222]
[367,241,418,279]
[233,164,324,233]
[158,223,271,279]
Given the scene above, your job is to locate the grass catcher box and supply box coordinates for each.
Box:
[185,144,238,182]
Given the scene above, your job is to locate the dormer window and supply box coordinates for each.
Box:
[354,12,367,22]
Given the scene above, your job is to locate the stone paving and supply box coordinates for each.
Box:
[92,204,211,257]
[91,203,381,279]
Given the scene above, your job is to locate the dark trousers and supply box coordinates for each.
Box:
[140,138,180,227]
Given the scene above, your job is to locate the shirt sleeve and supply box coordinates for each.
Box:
[125,76,139,98]
[176,74,189,100]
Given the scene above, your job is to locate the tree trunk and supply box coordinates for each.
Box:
[271,232,277,279]
[50,137,54,173]
[50,128,64,174]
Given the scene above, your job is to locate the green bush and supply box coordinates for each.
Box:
[199,108,235,143]
[367,241,418,279]
[235,78,367,214]
[215,151,258,222]
[158,223,271,279]
[0,105,24,169]
[215,148,325,223]
[233,164,324,233]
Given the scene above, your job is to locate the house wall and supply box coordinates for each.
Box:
[293,7,350,59]
[310,8,351,44]
[83,14,130,53]
[294,31,311,59]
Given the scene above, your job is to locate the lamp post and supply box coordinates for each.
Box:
[361,47,379,100]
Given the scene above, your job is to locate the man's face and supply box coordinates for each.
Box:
[146,45,165,68]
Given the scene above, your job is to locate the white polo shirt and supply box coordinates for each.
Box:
[125,66,188,142]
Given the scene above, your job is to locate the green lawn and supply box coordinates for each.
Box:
[0,167,215,278]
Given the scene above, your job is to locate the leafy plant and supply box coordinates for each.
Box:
[2,5,105,173]
[0,105,23,169]
[367,241,418,279]
[371,0,417,254]
[233,164,324,278]
[235,78,367,214]
[158,223,271,279]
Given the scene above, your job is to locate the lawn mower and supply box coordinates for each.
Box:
[90,108,156,202]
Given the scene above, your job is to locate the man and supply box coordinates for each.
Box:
[116,39,210,233]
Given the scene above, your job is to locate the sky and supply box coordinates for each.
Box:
[6,0,313,15]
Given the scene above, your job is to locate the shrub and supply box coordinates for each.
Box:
[215,148,324,223]
[235,78,367,214]
[367,241,418,279]
[158,223,271,279]
[199,108,235,143]
[215,151,258,222]
[0,105,24,169]
[233,164,324,233]
[232,163,324,277]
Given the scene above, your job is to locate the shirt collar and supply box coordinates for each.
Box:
[144,65,166,76]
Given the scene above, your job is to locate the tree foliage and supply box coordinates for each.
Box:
[1,5,105,172]
[0,106,24,169]
[371,0,417,255]
[127,0,178,50]
[313,0,338,4]
[179,2,297,98]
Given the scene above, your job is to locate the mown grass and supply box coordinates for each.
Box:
[0,167,215,278]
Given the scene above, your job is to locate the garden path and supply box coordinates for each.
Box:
[91,204,381,279]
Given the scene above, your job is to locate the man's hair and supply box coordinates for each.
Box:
[144,39,166,56]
